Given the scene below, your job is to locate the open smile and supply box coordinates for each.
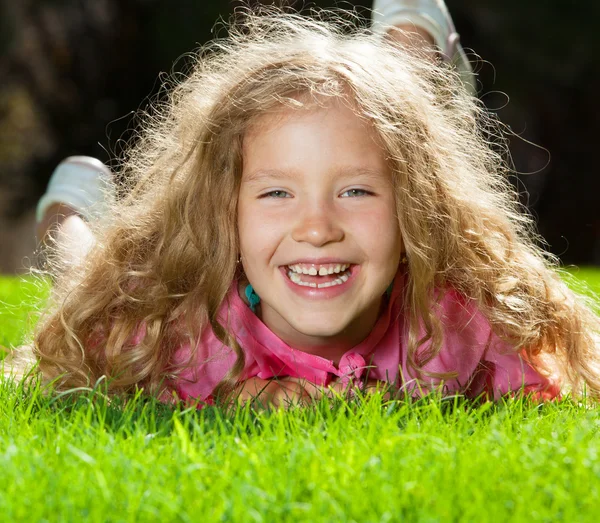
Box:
[286,262,351,288]
[278,261,358,297]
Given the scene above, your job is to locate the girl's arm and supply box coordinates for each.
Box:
[470,350,562,401]
[232,376,390,407]
[232,377,315,408]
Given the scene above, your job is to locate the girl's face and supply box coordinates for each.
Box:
[238,100,402,357]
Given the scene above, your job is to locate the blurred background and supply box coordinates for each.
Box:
[0,0,598,273]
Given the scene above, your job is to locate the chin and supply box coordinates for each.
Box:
[287,314,351,340]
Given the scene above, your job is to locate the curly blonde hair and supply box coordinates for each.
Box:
[31,8,600,399]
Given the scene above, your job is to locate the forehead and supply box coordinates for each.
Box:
[244,93,370,135]
[242,98,389,174]
[242,99,391,189]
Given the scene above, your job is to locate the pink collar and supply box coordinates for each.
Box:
[222,270,406,384]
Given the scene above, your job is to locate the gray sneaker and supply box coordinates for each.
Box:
[36,156,114,223]
[371,0,476,93]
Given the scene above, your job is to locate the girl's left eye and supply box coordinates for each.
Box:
[340,188,371,198]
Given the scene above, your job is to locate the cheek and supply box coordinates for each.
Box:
[237,199,284,260]
[348,205,402,257]
[237,197,260,264]
[236,204,248,251]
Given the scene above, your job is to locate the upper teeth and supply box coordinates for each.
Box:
[287,263,350,275]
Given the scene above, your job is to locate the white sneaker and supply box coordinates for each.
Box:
[371,0,476,93]
[36,156,114,223]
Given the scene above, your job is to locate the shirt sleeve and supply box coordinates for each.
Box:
[170,325,238,405]
[464,343,561,400]
[421,290,561,400]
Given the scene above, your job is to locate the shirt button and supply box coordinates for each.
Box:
[339,352,366,389]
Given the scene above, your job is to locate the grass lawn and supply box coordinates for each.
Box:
[1,269,599,522]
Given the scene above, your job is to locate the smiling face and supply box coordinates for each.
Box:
[237,99,402,359]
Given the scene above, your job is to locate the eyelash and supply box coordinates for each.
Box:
[260,188,373,199]
[340,188,372,198]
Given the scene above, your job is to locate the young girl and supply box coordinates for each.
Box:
[25,9,600,406]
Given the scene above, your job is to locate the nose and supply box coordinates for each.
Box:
[291,202,344,247]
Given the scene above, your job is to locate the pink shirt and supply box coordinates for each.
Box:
[172,272,560,403]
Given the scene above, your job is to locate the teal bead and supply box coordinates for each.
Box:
[245,284,261,313]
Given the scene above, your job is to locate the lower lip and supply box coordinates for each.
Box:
[279,265,359,299]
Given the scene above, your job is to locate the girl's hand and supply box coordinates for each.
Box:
[232,376,321,408]
[362,378,392,398]
[328,377,392,400]
[232,376,392,408]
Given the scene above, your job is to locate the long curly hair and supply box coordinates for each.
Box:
[31,8,600,398]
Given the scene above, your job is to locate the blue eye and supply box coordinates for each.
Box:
[341,188,371,197]
[262,190,291,198]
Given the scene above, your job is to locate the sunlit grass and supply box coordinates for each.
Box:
[2,379,600,522]
[0,275,50,348]
[1,269,599,522]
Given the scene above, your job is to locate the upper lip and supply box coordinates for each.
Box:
[282,258,354,266]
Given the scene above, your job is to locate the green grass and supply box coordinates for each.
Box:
[1,270,600,522]
[0,275,51,348]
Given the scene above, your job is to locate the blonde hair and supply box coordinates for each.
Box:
[32,8,600,398]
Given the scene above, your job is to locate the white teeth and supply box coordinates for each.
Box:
[317,279,342,289]
[287,269,350,289]
[286,263,352,289]
[288,272,302,283]
[288,271,319,287]
[287,263,350,274]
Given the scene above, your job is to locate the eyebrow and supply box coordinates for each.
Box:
[243,169,299,183]
[243,167,388,183]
